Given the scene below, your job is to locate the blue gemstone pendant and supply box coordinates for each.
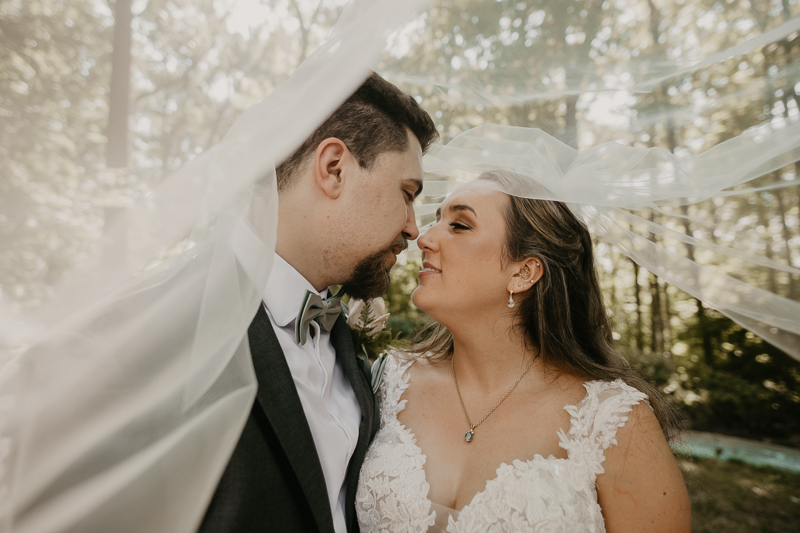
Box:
[465,429,474,443]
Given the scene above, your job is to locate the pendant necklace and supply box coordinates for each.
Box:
[451,355,536,443]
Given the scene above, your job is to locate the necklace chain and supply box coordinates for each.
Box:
[451,355,535,442]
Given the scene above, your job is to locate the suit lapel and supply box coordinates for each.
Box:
[329,315,375,532]
[248,305,334,533]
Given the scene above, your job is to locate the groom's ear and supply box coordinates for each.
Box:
[314,138,349,200]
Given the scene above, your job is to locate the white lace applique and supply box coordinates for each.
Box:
[355,354,649,533]
[355,353,436,533]
[559,380,650,476]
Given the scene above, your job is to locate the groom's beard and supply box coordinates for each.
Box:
[341,236,407,300]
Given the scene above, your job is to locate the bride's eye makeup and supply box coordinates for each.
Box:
[449,221,470,230]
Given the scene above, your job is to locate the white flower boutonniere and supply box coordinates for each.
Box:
[347,297,403,393]
[348,298,390,338]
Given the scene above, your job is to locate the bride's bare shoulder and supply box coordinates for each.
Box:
[395,353,453,410]
[403,352,452,386]
[526,367,590,406]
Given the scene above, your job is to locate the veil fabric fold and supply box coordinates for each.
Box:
[420,123,800,360]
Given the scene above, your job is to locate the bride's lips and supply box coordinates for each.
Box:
[418,261,441,278]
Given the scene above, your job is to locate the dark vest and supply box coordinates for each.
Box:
[199,305,379,532]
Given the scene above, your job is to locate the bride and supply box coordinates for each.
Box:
[356,170,692,532]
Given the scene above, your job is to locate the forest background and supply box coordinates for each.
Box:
[2,0,800,450]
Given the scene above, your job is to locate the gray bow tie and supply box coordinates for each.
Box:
[294,290,343,345]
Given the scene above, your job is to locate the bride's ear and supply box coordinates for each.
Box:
[507,258,543,295]
[314,138,348,199]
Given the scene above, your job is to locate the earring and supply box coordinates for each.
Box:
[507,290,515,308]
[521,265,530,279]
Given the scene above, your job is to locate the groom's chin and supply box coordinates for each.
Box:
[341,266,392,301]
[381,248,399,269]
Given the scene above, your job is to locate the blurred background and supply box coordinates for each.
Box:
[2,0,800,529]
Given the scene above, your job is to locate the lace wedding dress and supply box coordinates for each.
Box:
[355,354,649,532]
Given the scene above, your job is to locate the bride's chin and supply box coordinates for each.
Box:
[410,288,434,314]
[410,288,424,311]
[411,290,451,324]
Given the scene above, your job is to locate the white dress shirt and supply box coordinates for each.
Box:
[229,218,362,533]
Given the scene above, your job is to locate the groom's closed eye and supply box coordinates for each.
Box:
[405,178,423,200]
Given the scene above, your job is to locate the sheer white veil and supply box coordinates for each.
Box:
[0,1,425,531]
[2,0,799,531]
[419,122,800,359]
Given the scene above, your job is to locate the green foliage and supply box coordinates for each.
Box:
[676,310,800,444]
[384,258,428,339]
[349,299,407,361]
[679,455,800,532]
[620,347,675,391]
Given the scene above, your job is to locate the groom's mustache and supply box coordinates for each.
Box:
[390,235,409,254]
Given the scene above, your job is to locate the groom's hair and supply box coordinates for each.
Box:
[276,72,438,191]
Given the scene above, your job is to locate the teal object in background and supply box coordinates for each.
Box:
[672,432,800,473]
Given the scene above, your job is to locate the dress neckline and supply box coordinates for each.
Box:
[392,359,582,516]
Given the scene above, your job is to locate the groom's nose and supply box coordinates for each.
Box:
[402,204,420,241]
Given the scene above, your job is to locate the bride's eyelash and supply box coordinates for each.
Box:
[449,222,470,230]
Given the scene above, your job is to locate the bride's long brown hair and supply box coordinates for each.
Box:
[410,170,681,439]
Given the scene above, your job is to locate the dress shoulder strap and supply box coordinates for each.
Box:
[375,351,416,426]
[558,379,650,474]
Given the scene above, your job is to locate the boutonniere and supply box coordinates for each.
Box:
[347,297,403,393]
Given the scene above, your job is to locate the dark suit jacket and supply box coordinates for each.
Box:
[199,304,379,533]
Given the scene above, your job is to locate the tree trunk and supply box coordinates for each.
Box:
[662,280,673,357]
[756,194,779,293]
[679,203,714,365]
[644,192,665,355]
[608,248,618,331]
[563,96,578,149]
[773,183,796,299]
[560,0,603,149]
[696,299,714,366]
[649,271,664,356]
[631,258,644,352]
[796,161,800,228]
[106,0,133,168]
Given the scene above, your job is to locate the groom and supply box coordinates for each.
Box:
[199,73,437,533]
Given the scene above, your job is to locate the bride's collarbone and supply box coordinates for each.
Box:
[407,410,570,511]
[399,362,581,510]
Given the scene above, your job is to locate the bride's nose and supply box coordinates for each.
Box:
[417,227,437,252]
